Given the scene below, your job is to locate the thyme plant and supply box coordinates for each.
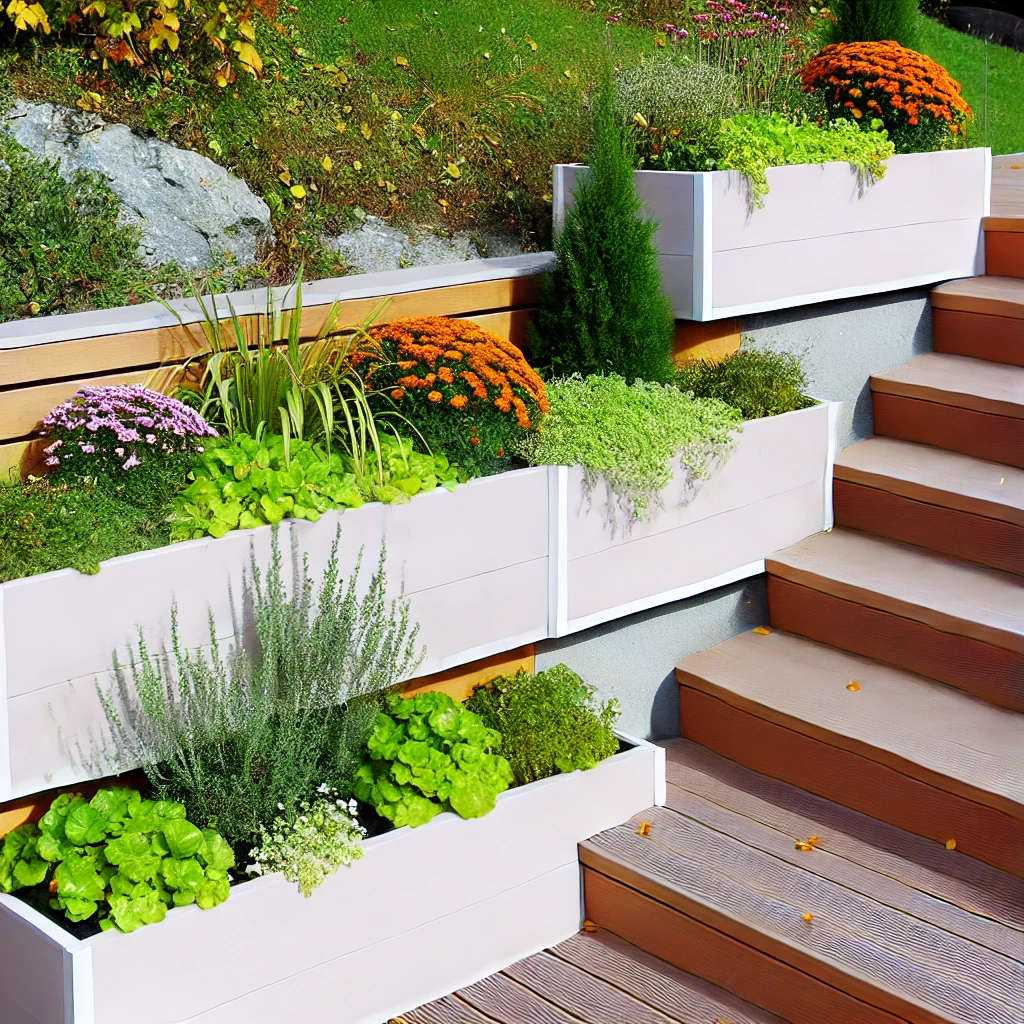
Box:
[99,528,423,856]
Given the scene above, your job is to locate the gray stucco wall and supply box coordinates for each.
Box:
[743,287,933,452]
[537,286,935,740]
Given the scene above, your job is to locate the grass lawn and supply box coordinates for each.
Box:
[915,13,1024,155]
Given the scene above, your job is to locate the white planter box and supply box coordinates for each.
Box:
[553,149,991,321]
[549,402,839,636]
[0,467,550,801]
[0,735,665,1024]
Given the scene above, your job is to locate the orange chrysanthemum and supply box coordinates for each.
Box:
[427,390,443,403]
[802,42,971,151]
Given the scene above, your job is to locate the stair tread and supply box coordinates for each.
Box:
[404,931,788,1024]
[931,275,1024,319]
[674,629,1024,814]
[870,353,1024,418]
[767,528,1024,653]
[581,741,1024,1024]
[834,437,1024,526]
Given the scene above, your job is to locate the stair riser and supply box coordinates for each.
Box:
[833,479,1024,575]
[675,684,1024,877]
[766,576,1024,711]
[931,308,1024,367]
[872,393,1024,469]
[582,868,909,1024]
[985,232,1024,280]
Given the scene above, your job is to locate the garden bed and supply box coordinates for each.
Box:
[552,148,992,321]
[0,733,664,1024]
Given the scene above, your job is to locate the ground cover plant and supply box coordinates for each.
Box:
[519,373,741,527]
[353,690,513,828]
[362,315,549,476]
[676,346,815,419]
[466,664,620,787]
[100,528,423,861]
[0,788,234,933]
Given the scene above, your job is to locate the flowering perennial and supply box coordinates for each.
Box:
[801,42,972,152]
[41,384,217,481]
[362,316,548,475]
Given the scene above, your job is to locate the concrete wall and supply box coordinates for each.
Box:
[743,287,934,452]
[537,286,934,740]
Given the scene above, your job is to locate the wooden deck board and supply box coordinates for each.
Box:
[990,155,1024,223]
[660,740,1024,933]
[766,529,1024,656]
[459,973,586,1024]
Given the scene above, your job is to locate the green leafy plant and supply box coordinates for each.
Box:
[518,374,741,527]
[169,432,363,541]
[466,665,620,787]
[714,113,895,208]
[0,788,234,933]
[530,66,675,384]
[353,691,513,828]
[99,528,422,857]
[360,433,461,504]
[0,477,174,582]
[0,138,151,323]
[826,0,919,47]
[249,786,365,897]
[676,346,815,420]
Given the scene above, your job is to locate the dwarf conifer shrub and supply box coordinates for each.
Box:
[826,0,919,48]
[529,69,675,384]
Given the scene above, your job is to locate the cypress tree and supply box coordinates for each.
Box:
[530,67,675,384]
[828,0,919,48]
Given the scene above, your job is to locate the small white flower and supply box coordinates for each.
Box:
[277,802,285,811]
[317,783,329,794]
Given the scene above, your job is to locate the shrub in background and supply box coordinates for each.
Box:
[40,384,218,510]
[466,665,620,787]
[529,69,675,384]
[362,316,548,477]
[0,140,149,322]
[354,691,513,828]
[677,346,815,419]
[100,529,423,858]
[615,56,736,170]
[249,787,365,897]
[802,41,971,153]
[0,788,234,933]
[518,374,741,528]
[825,0,919,47]
[0,478,172,582]
[714,113,894,207]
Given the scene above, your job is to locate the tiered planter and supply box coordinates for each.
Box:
[550,401,839,635]
[553,148,992,320]
[0,734,665,1024]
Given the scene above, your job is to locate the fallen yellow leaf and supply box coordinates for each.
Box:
[352,160,362,170]
[637,821,651,837]
[846,681,861,692]
[360,122,372,139]
[803,912,814,922]
[278,170,292,185]
[753,626,772,635]
[563,68,571,78]
[321,155,333,172]
[395,55,409,66]
[795,841,814,852]
[445,162,461,178]
[335,123,346,133]
[581,919,598,933]
[289,184,306,199]
[945,838,957,850]
[525,35,537,50]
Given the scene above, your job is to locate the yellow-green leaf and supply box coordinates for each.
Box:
[525,35,537,50]
[360,122,372,140]
[394,55,409,67]
[335,123,347,133]
[352,160,362,170]
[321,155,333,172]
[445,162,460,179]
[290,184,306,199]
[278,170,292,185]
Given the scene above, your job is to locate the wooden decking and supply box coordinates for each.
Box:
[397,928,787,1024]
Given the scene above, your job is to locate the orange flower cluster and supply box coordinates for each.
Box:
[365,316,549,430]
[801,41,971,134]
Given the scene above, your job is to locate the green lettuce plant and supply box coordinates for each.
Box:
[359,434,462,505]
[353,692,513,828]
[466,665,620,787]
[0,788,234,933]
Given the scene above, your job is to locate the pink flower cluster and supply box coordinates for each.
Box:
[41,384,217,473]
[697,0,789,37]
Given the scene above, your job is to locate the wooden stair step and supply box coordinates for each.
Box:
[674,629,1024,876]
[930,276,1023,366]
[403,931,787,1024]
[833,437,1024,574]
[870,353,1024,466]
[581,739,1024,1024]
[985,231,1024,280]
[766,528,1024,710]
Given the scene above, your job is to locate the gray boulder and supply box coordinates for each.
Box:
[328,215,522,274]
[5,100,273,269]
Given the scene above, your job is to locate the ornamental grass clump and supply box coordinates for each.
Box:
[802,42,972,153]
[466,665,620,787]
[99,528,423,859]
[40,384,217,508]
[361,316,548,477]
[518,374,742,528]
[677,347,815,420]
